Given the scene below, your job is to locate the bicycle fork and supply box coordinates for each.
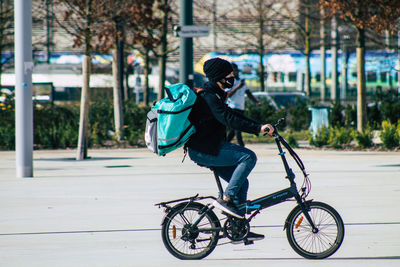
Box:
[289,200,318,233]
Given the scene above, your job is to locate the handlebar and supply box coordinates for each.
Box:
[263,118,285,137]
[263,118,308,176]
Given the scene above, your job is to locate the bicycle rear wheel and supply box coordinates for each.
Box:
[161,202,220,260]
[285,201,344,259]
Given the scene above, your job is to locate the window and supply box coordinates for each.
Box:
[288,72,297,82]
[380,72,387,82]
[272,72,278,82]
[367,72,377,82]
[315,73,321,82]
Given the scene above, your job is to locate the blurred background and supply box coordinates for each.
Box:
[1,0,400,152]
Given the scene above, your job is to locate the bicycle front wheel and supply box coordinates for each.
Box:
[285,201,344,259]
[161,202,220,260]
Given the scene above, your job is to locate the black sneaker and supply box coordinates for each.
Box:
[212,198,244,219]
[230,231,265,245]
[246,231,264,241]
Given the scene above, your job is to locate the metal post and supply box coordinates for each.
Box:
[14,0,33,177]
[179,0,193,88]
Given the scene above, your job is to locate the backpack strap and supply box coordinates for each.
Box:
[165,87,183,102]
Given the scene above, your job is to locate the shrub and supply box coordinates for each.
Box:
[89,100,114,145]
[0,95,15,149]
[309,126,329,147]
[287,103,311,131]
[380,120,400,149]
[328,126,353,148]
[34,104,79,148]
[352,127,374,148]
[245,98,286,128]
[367,103,382,129]
[344,105,356,128]
[378,88,400,123]
[380,101,400,124]
[124,101,150,146]
[286,132,299,148]
[330,102,344,127]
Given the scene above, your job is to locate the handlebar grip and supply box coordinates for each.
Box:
[263,127,270,136]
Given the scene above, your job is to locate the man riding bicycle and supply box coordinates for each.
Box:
[185,57,274,241]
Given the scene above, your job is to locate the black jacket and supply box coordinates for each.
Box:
[186,81,261,155]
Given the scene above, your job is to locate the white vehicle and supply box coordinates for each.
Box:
[250,91,307,110]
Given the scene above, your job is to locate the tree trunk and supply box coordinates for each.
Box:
[320,6,326,101]
[356,27,366,132]
[213,0,217,51]
[304,1,311,97]
[258,0,265,92]
[259,51,265,92]
[158,0,168,101]
[115,21,126,100]
[76,55,91,160]
[158,55,166,100]
[385,30,392,89]
[76,0,93,160]
[144,48,150,105]
[398,30,400,90]
[113,49,124,141]
[330,16,338,101]
[341,47,349,101]
[305,41,311,97]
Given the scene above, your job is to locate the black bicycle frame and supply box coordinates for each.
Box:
[157,122,318,232]
[250,135,300,204]
[213,132,317,230]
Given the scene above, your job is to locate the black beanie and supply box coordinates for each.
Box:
[203,57,233,82]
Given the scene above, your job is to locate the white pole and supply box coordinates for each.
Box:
[14,0,33,177]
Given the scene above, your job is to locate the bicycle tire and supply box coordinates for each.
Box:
[161,202,220,260]
[285,201,344,259]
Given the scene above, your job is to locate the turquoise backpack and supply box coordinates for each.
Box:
[145,83,199,156]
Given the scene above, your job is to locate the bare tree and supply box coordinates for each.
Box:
[33,0,54,63]
[124,2,162,106]
[320,0,400,131]
[217,0,276,92]
[54,0,103,160]
[272,0,321,97]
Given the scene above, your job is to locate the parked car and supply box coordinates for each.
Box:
[250,91,307,110]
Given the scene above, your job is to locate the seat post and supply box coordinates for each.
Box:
[211,168,224,198]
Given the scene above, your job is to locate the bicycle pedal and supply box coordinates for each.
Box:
[244,239,254,245]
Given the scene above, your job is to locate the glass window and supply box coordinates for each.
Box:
[367,72,377,82]
[380,72,387,82]
[272,72,278,82]
[288,72,297,82]
[315,73,321,82]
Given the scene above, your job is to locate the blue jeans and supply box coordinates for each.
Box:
[188,141,257,204]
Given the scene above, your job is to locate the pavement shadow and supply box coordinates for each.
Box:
[34,157,139,162]
[207,256,400,261]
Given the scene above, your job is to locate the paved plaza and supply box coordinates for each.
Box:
[0,144,399,266]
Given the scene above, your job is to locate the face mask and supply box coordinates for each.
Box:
[222,77,235,88]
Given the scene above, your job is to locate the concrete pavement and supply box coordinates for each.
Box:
[0,144,399,266]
